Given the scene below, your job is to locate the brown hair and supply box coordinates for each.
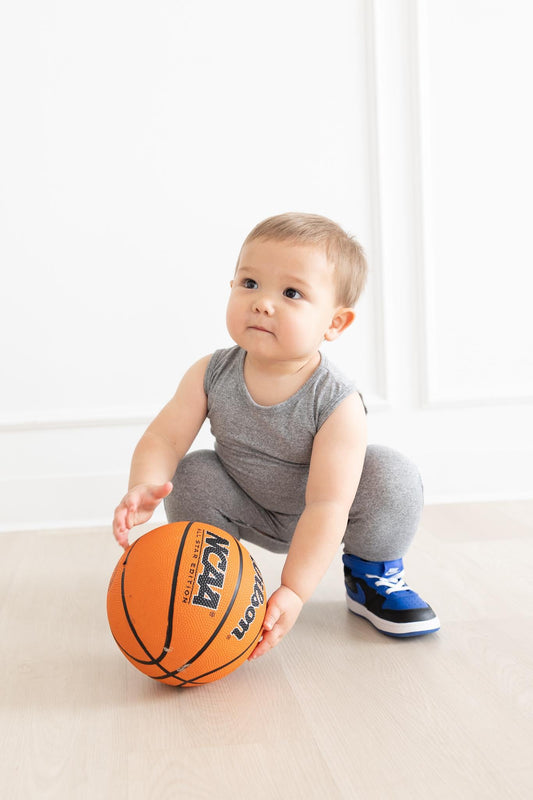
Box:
[238,212,368,307]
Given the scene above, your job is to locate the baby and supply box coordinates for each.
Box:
[113,212,439,659]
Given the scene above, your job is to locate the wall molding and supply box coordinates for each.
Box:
[0,410,153,433]
[412,0,533,409]
[364,0,389,405]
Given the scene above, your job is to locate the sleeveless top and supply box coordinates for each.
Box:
[204,346,358,515]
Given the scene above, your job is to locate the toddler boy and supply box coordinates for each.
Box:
[113,212,439,659]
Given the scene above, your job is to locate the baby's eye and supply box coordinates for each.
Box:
[283,287,302,300]
[242,278,258,289]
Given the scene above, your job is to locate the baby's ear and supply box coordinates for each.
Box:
[324,307,356,341]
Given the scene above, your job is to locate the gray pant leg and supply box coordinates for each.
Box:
[166,446,423,563]
[164,449,294,554]
[343,444,424,561]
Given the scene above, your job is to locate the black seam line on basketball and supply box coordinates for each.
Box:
[158,536,245,680]
[122,522,193,669]
[114,635,185,681]
[163,521,193,653]
[123,537,140,564]
[162,624,264,687]
[158,525,206,674]
[171,624,264,688]
[120,545,160,668]
[109,631,174,679]
[118,522,194,671]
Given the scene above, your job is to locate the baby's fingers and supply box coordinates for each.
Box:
[262,603,282,634]
[249,605,283,660]
[113,506,130,548]
[125,502,138,529]
[249,626,282,660]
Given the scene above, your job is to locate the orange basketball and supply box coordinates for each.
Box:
[107,521,267,687]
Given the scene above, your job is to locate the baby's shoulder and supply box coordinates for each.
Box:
[312,354,365,427]
[204,345,242,393]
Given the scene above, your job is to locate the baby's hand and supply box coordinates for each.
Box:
[249,584,304,660]
[112,482,173,549]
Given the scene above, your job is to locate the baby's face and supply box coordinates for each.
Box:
[226,239,342,364]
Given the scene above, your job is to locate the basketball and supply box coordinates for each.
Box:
[107,521,267,687]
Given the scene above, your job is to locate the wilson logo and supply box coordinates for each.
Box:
[231,559,265,640]
[191,531,230,610]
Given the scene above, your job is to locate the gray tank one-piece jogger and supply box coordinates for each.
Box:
[164,346,424,561]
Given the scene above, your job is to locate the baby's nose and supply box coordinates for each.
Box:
[253,294,275,315]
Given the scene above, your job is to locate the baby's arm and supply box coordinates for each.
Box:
[112,355,211,547]
[250,393,367,659]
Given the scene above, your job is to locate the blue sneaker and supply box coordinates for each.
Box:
[343,555,440,637]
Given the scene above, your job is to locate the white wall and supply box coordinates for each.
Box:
[1,0,532,531]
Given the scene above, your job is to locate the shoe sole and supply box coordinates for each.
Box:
[346,594,440,637]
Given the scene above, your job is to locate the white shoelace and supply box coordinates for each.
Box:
[366,570,411,594]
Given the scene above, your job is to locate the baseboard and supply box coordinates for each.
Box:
[415,447,533,507]
[0,472,171,534]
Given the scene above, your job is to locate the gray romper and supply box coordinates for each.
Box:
[165,346,424,561]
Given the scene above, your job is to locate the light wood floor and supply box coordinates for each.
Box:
[1,500,532,799]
